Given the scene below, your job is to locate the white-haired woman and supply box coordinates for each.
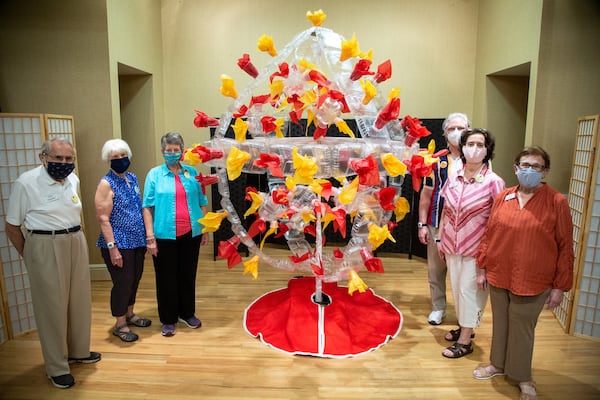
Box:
[95,138,151,343]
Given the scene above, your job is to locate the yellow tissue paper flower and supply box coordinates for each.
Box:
[340,33,360,62]
[301,209,316,224]
[335,119,355,138]
[232,118,248,142]
[381,153,407,177]
[243,255,260,280]
[394,196,410,222]
[368,223,396,250]
[388,87,401,101]
[260,224,278,250]
[306,9,327,26]
[360,79,377,105]
[220,74,238,99]
[244,191,263,218]
[226,147,251,180]
[270,79,284,99]
[198,211,228,233]
[274,117,285,138]
[339,177,359,205]
[292,147,319,184]
[257,34,277,56]
[285,176,297,191]
[299,58,319,72]
[348,270,368,295]
[183,148,201,166]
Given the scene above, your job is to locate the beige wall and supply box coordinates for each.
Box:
[473,0,543,186]
[533,0,600,193]
[0,0,113,264]
[161,0,479,154]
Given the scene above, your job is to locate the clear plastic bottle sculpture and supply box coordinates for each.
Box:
[190,10,434,301]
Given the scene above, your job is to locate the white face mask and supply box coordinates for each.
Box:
[447,129,462,146]
[462,146,486,163]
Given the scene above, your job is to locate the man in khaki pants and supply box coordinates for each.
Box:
[5,138,101,389]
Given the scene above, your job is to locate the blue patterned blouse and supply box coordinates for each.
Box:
[96,170,146,249]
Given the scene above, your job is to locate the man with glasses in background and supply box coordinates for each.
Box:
[5,138,101,389]
[417,112,470,325]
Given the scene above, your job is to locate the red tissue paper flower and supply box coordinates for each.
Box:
[407,154,433,192]
[237,53,259,78]
[360,248,385,273]
[193,110,220,128]
[218,236,243,269]
[253,153,284,178]
[190,145,223,163]
[333,208,347,238]
[375,97,401,130]
[375,187,397,211]
[351,154,381,186]
[194,173,219,195]
[269,62,289,82]
[373,59,392,83]
[261,115,277,134]
[350,59,374,81]
[233,105,248,118]
[247,218,267,238]
[401,115,431,147]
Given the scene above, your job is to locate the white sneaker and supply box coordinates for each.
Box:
[428,310,445,325]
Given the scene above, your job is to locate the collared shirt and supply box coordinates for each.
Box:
[476,184,574,295]
[439,165,505,257]
[6,165,81,230]
[142,163,208,240]
[96,170,146,249]
[423,153,463,228]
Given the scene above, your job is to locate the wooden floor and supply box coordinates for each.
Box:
[1,244,600,399]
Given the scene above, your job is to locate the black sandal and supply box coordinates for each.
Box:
[112,324,139,342]
[442,342,473,358]
[445,328,475,342]
[126,314,152,328]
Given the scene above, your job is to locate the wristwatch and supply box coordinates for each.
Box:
[107,241,116,249]
[417,222,428,228]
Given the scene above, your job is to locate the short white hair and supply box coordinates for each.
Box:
[442,112,470,131]
[101,139,132,161]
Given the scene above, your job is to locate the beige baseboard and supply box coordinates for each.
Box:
[90,263,110,281]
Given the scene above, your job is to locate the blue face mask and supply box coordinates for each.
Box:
[163,152,181,165]
[110,156,130,174]
[516,168,543,189]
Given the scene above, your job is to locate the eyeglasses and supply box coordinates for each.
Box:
[516,162,545,172]
[44,153,75,163]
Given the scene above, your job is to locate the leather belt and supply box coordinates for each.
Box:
[29,225,81,235]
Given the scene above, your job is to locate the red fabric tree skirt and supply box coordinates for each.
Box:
[244,276,402,358]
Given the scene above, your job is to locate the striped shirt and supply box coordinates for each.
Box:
[476,184,574,295]
[439,165,505,257]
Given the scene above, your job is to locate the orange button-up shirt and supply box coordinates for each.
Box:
[476,184,574,296]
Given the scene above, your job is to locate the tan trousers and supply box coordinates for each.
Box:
[426,226,447,312]
[23,230,92,377]
[446,254,489,328]
[489,285,549,382]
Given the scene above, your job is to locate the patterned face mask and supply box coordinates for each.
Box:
[47,162,75,180]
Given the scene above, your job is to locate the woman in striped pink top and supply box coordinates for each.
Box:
[438,128,505,358]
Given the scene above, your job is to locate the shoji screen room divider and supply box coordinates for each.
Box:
[0,113,76,344]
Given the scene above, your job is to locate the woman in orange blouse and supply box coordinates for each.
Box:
[474,146,574,400]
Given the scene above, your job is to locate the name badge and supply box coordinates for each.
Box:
[505,193,516,201]
[183,169,190,179]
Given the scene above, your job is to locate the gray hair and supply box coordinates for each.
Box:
[101,139,132,161]
[161,132,184,152]
[40,138,75,156]
[442,112,471,132]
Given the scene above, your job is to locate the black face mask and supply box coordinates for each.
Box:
[110,156,130,174]
[47,162,75,181]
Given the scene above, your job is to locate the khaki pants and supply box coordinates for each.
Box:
[426,226,447,312]
[23,230,92,377]
[489,285,549,382]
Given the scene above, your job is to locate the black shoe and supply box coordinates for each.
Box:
[48,373,75,388]
[68,351,101,364]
